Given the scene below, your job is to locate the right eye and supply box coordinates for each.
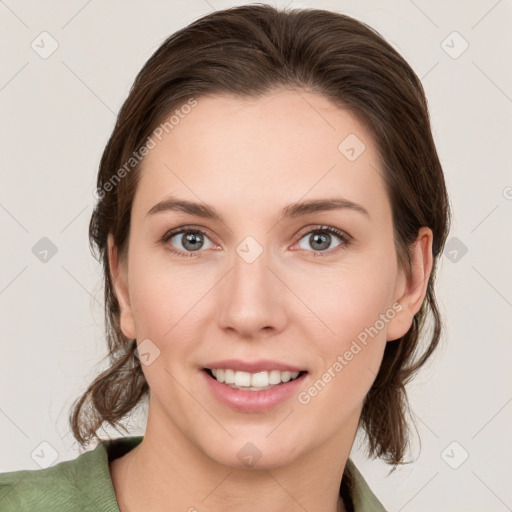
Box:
[161,226,217,258]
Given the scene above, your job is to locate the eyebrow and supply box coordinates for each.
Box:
[146,196,370,222]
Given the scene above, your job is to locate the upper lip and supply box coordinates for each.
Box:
[204,359,306,373]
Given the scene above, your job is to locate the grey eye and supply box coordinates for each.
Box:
[297,230,343,252]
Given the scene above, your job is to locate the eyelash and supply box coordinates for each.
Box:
[160,225,352,259]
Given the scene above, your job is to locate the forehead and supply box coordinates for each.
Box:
[133,89,389,221]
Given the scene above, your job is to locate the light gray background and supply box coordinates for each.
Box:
[1,1,511,510]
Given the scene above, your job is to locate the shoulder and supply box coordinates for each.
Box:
[0,438,134,512]
[0,459,83,511]
[345,458,388,512]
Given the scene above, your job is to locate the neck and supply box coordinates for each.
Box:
[111,399,359,512]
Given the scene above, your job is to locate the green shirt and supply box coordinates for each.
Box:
[0,436,387,511]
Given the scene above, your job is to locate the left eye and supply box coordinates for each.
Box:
[296,227,348,255]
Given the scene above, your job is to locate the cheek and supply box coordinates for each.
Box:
[295,269,394,424]
[129,274,173,338]
[295,248,398,400]
[297,254,398,346]
[126,240,175,338]
[127,265,201,394]
[127,251,213,357]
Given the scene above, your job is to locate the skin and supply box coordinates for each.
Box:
[108,88,433,512]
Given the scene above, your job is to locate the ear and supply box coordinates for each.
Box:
[386,227,434,341]
[108,233,136,339]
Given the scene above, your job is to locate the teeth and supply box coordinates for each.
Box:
[210,369,301,390]
[235,371,251,387]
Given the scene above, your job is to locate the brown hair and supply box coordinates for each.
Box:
[70,3,451,466]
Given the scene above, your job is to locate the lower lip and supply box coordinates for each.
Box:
[202,369,307,413]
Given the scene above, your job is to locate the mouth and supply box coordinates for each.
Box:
[200,359,309,412]
[203,367,308,392]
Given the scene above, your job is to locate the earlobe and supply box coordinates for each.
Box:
[386,227,434,341]
[108,233,137,339]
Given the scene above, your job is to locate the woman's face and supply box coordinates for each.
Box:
[110,89,417,468]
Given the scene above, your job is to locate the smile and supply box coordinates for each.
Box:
[207,368,303,391]
[202,366,308,413]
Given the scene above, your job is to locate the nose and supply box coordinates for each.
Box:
[216,243,288,339]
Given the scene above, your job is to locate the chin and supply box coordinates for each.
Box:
[198,432,305,471]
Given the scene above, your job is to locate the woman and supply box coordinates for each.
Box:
[0,4,450,511]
